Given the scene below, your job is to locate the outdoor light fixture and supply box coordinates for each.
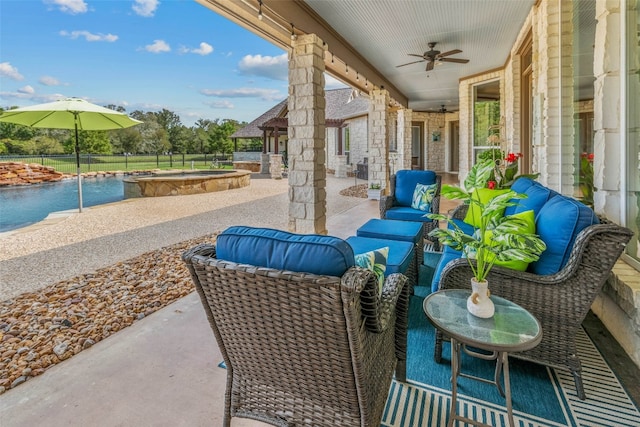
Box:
[290,23,297,40]
[257,0,263,20]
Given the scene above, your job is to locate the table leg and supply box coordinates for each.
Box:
[448,338,460,427]
[501,352,515,427]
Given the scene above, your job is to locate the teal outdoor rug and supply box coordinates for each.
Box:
[381,290,640,427]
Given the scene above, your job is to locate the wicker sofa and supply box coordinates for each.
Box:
[380,169,442,241]
[182,226,410,427]
[430,178,633,400]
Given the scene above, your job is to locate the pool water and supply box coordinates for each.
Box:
[0,176,125,233]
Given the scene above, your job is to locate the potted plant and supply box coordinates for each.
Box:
[427,159,547,318]
[367,182,382,200]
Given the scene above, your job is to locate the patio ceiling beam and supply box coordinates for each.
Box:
[195,0,408,107]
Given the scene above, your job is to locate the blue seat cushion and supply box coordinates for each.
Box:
[217,226,355,277]
[346,236,414,276]
[357,218,423,245]
[530,196,599,275]
[394,170,437,207]
[504,178,558,217]
[430,245,462,292]
[385,206,433,223]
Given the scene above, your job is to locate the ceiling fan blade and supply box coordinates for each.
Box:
[396,59,425,68]
[408,53,425,58]
[439,57,469,63]
[437,49,462,58]
[426,61,435,71]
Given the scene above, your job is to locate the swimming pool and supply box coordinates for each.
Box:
[0,176,125,233]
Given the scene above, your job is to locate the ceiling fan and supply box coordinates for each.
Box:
[397,42,469,71]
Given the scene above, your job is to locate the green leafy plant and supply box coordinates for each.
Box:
[579,152,595,207]
[427,159,547,282]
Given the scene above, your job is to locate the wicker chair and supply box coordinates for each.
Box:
[183,242,410,427]
[434,204,633,400]
[380,170,442,242]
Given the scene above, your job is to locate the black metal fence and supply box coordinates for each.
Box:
[0,154,232,174]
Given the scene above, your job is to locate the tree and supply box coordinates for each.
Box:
[207,119,237,158]
[154,109,183,153]
[111,127,143,154]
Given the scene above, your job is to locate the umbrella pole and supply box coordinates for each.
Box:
[74,118,83,213]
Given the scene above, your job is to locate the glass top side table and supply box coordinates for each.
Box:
[423,289,542,427]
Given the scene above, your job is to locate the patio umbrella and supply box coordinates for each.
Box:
[0,98,142,212]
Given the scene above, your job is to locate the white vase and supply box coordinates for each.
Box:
[467,278,495,318]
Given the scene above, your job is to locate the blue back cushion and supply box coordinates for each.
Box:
[395,170,437,207]
[530,196,599,275]
[217,226,355,277]
[430,246,462,292]
[504,178,558,217]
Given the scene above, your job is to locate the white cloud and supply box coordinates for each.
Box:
[180,42,214,56]
[144,39,170,53]
[59,30,118,42]
[0,62,24,80]
[44,0,88,14]
[39,76,62,86]
[17,85,35,94]
[238,53,287,81]
[192,42,213,56]
[200,87,283,102]
[205,100,235,109]
[0,91,66,102]
[325,74,348,90]
[132,0,159,17]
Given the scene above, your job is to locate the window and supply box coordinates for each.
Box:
[472,80,501,163]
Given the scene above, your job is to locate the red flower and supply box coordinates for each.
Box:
[588,153,594,161]
[505,153,518,163]
[487,181,496,189]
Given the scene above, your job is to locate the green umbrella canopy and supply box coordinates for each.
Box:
[0,97,142,130]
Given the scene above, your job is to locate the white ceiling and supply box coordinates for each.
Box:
[304,0,535,112]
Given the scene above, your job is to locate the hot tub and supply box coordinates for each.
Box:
[123,169,251,198]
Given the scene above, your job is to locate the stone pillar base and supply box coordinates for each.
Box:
[269,154,283,179]
[335,155,348,178]
[260,153,270,174]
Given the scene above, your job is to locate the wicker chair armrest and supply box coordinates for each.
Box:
[182,243,217,263]
[449,203,468,220]
[379,194,395,218]
[343,268,407,334]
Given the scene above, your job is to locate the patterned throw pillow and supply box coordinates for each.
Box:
[354,247,388,294]
[411,183,438,211]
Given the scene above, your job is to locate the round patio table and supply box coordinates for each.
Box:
[423,289,542,427]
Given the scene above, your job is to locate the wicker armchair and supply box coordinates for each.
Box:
[380,170,442,242]
[434,204,633,400]
[183,242,410,427]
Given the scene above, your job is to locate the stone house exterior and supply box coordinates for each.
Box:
[204,0,639,369]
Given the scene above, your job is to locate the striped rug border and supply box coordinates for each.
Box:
[383,328,640,427]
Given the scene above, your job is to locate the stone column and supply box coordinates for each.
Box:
[335,154,348,178]
[397,108,413,172]
[269,154,283,179]
[593,0,622,221]
[260,153,270,174]
[368,89,391,192]
[287,34,327,234]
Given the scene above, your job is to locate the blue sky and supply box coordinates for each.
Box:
[0,0,345,126]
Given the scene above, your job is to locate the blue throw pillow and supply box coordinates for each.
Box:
[354,247,388,294]
[411,183,438,211]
